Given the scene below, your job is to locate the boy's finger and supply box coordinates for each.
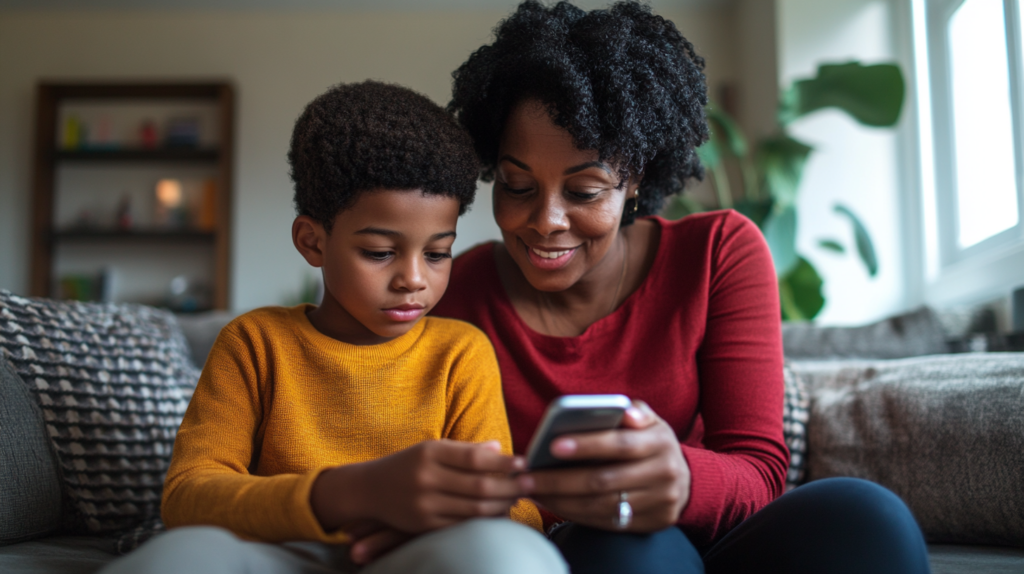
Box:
[429,464,526,499]
[428,492,517,519]
[350,528,412,565]
[432,440,520,473]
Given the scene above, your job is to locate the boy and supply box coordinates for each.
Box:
[99,82,564,574]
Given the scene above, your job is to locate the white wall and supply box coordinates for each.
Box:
[0,4,739,311]
[777,0,909,325]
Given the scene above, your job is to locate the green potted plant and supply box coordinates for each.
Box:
[665,61,905,321]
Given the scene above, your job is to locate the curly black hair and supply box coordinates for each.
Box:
[448,0,709,225]
[290,80,479,231]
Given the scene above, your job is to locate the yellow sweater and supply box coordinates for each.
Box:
[162,304,541,543]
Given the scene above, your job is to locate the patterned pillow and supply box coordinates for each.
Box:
[0,291,198,549]
[782,363,809,490]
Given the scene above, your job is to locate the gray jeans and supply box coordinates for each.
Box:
[97,518,567,574]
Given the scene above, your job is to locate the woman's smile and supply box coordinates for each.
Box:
[525,242,579,270]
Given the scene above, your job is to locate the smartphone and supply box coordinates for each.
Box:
[525,394,632,471]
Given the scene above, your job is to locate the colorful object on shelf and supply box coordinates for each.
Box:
[166,275,209,312]
[139,119,158,149]
[154,178,187,227]
[195,179,218,230]
[90,114,118,150]
[164,116,201,148]
[59,268,112,302]
[62,116,84,150]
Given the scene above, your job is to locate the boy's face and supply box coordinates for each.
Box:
[293,189,460,345]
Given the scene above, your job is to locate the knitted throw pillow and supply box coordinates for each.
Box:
[0,291,198,548]
[782,364,809,490]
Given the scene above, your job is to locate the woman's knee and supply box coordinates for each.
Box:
[550,523,703,574]
[792,477,922,534]
[780,478,929,572]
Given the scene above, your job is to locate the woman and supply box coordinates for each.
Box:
[433,2,931,573]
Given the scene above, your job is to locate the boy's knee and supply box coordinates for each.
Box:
[100,527,250,574]
[378,519,567,574]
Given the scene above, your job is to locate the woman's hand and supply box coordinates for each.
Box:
[311,439,526,541]
[518,401,691,532]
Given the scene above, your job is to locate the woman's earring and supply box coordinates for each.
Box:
[632,190,640,214]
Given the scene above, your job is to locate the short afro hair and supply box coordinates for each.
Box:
[290,80,479,231]
[448,1,709,225]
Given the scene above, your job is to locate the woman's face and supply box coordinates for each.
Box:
[494,100,638,293]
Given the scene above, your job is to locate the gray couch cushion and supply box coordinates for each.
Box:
[0,535,117,574]
[0,356,63,545]
[783,306,948,359]
[793,353,1024,547]
[929,544,1024,574]
[0,291,199,548]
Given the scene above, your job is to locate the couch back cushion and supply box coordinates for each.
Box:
[0,355,63,545]
[793,353,1024,547]
[783,306,948,359]
[0,291,198,539]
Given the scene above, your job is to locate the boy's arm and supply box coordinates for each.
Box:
[161,326,350,544]
[443,328,543,531]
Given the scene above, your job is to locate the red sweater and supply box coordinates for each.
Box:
[433,211,787,545]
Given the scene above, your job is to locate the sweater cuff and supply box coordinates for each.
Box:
[288,468,352,544]
[677,445,725,531]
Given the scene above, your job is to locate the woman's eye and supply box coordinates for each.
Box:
[500,181,533,195]
[425,251,452,263]
[568,190,602,201]
[361,250,393,261]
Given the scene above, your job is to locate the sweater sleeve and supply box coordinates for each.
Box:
[442,325,544,532]
[161,324,349,544]
[677,213,789,543]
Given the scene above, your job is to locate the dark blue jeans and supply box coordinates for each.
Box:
[549,478,931,574]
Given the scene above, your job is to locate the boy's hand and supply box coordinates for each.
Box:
[311,439,525,538]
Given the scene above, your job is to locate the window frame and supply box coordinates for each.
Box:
[919,0,1024,304]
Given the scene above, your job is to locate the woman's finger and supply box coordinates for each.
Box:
[533,487,674,532]
[349,527,413,565]
[547,422,670,462]
[621,400,659,430]
[520,450,671,496]
[430,439,524,474]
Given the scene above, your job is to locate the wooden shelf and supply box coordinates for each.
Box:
[30,81,235,309]
[55,148,219,163]
[52,229,216,241]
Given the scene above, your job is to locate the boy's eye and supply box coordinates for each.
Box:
[361,250,393,261]
[425,251,452,263]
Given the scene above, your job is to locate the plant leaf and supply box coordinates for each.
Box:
[757,135,813,207]
[734,198,774,230]
[779,62,905,127]
[780,257,825,321]
[696,137,722,170]
[662,194,706,220]
[763,204,799,277]
[707,106,748,157]
[818,239,845,253]
[834,203,879,276]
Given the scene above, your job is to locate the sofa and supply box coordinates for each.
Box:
[1,292,1022,573]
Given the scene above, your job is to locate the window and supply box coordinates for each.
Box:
[914,0,1024,303]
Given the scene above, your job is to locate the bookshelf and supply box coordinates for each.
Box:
[30,82,234,310]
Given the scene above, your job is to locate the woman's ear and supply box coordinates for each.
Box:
[292,215,327,268]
